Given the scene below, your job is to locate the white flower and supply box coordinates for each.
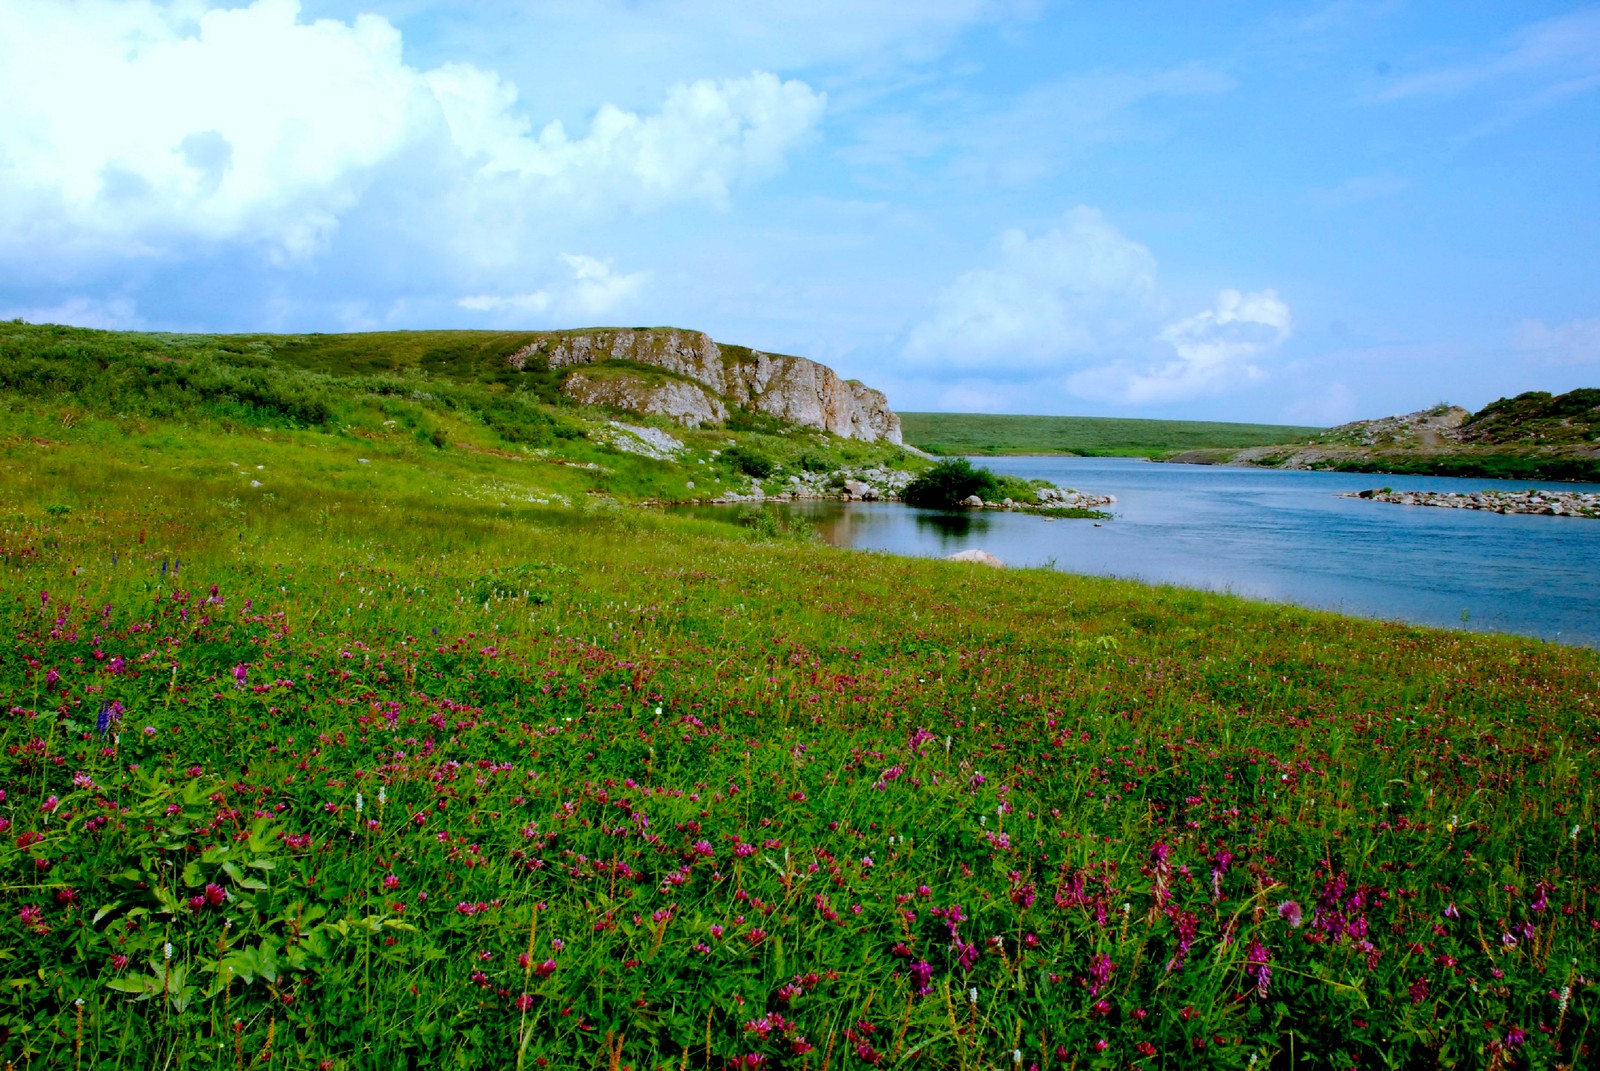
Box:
[355,793,364,815]
[968,987,978,1005]
[163,942,173,960]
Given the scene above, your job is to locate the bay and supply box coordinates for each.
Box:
[759,457,1600,648]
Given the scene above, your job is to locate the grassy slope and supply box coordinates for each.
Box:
[0,321,914,504]
[899,411,1323,457]
[2,331,1599,1069]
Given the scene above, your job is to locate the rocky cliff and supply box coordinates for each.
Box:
[508,328,902,444]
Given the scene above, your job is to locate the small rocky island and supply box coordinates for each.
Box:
[1342,487,1600,518]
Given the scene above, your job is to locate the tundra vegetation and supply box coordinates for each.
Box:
[1,321,1598,1070]
[897,413,1324,459]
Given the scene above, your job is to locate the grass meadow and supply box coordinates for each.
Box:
[2,326,1599,1070]
[896,414,1323,458]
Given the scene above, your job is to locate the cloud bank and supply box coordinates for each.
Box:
[0,0,825,269]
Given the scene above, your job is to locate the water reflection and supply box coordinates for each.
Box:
[912,510,991,541]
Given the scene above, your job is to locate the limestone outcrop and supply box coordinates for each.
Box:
[511,328,902,443]
[561,370,727,428]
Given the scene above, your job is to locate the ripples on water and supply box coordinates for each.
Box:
[733,458,1600,648]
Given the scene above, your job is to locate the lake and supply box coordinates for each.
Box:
[752,458,1600,648]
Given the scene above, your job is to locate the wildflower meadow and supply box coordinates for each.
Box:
[1,327,1598,1068]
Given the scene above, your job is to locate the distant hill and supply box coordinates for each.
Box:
[1177,391,1600,482]
[898,411,1323,457]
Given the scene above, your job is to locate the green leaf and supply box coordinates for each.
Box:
[257,942,279,984]
[105,976,160,998]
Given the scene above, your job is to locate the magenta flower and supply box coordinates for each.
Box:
[1087,952,1114,995]
[1245,940,1272,1000]
[1277,900,1303,928]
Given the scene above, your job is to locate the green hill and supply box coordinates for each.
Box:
[899,410,1323,457]
[1203,391,1600,482]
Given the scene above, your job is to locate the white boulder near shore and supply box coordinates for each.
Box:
[945,549,1006,567]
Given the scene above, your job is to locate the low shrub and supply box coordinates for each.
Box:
[901,457,1000,507]
[723,444,777,479]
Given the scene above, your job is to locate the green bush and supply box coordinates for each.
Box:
[901,457,1000,508]
[723,444,776,479]
[796,449,838,473]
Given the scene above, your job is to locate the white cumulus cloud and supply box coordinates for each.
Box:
[458,255,650,323]
[0,0,825,267]
[902,206,1158,372]
[1071,289,1293,404]
[903,207,1295,405]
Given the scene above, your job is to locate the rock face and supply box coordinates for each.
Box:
[561,370,727,428]
[514,328,902,443]
[596,422,687,462]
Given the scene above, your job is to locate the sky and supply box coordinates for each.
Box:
[2,1,1598,424]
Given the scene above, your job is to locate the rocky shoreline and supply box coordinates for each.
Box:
[703,471,1116,514]
[1342,488,1600,518]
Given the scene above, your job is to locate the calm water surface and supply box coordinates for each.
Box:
[759,458,1600,648]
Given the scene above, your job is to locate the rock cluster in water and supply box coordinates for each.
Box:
[1342,488,1600,518]
[951,488,1117,512]
[1029,487,1118,510]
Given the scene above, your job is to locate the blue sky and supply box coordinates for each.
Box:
[3,0,1597,423]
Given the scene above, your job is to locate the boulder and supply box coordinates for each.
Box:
[961,495,984,508]
[946,549,1005,568]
